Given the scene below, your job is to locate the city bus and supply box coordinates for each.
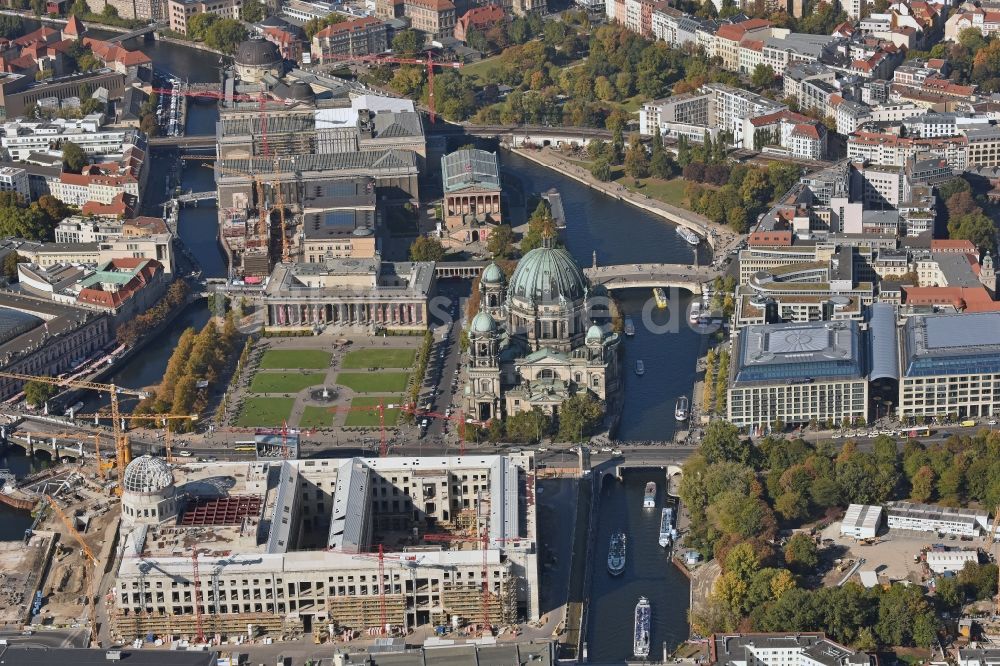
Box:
[906,426,931,438]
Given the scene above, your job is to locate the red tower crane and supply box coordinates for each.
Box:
[352,544,391,635]
[422,529,523,633]
[319,52,462,123]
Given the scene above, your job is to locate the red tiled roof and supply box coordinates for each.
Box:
[902,286,1000,312]
[931,239,978,252]
[63,14,85,36]
[456,4,505,31]
[78,258,162,309]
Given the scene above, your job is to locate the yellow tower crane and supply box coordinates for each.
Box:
[0,371,149,492]
[74,413,198,462]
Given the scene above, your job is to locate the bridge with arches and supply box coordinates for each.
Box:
[583,263,717,294]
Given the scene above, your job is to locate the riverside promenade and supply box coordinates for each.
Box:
[512,147,744,257]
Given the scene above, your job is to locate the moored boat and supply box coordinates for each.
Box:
[653,288,668,309]
[643,482,656,509]
[608,532,626,576]
[624,316,636,336]
[635,360,645,376]
[688,301,703,325]
[634,597,651,658]
[659,507,675,548]
[677,226,700,246]
[675,396,689,421]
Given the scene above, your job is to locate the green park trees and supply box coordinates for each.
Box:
[24,380,57,408]
[408,236,447,262]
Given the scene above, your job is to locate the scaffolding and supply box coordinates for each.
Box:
[112,610,301,639]
[327,593,406,631]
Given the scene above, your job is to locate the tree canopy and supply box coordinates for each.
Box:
[409,236,447,262]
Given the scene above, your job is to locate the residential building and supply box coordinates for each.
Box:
[455,5,504,42]
[166,0,242,35]
[1,117,140,163]
[310,17,388,62]
[727,320,869,427]
[54,216,123,243]
[0,166,29,199]
[965,126,1000,167]
[886,501,991,536]
[75,257,167,321]
[945,7,1000,41]
[401,0,456,38]
[712,19,772,71]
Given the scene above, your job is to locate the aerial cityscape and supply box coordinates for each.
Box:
[0,0,994,664]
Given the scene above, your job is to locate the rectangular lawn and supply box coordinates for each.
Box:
[341,348,416,369]
[299,405,336,428]
[236,397,294,427]
[343,396,403,427]
[336,372,410,393]
[260,349,332,369]
[251,371,328,393]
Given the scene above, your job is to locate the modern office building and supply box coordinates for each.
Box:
[112,454,539,639]
[886,501,991,537]
[898,312,1000,418]
[727,319,869,427]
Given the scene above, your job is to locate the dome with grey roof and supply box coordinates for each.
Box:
[481,262,504,285]
[586,324,604,343]
[471,310,497,335]
[508,242,587,304]
[235,39,281,68]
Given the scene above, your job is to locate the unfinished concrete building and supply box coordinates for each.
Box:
[111,454,538,640]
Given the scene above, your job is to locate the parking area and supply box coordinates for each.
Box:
[819,524,986,586]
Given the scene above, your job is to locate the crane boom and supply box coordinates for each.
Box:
[45,495,96,564]
[0,372,147,493]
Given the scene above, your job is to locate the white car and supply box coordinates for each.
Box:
[611,448,623,456]
[536,447,548,452]
[990,420,998,426]
[830,432,842,439]
[600,446,612,452]
[867,432,878,438]
[178,450,193,457]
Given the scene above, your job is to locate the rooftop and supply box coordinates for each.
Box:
[903,311,1000,377]
[733,320,865,386]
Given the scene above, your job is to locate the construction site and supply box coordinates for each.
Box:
[212,94,424,279]
[108,452,538,645]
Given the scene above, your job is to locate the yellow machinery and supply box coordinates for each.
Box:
[75,413,197,462]
[0,371,148,493]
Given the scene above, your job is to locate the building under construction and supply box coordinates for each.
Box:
[214,95,425,277]
[111,453,538,640]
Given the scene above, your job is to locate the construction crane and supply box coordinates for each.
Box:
[320,52,463,123]
[44,494,100,645]
[351,545,452,635]
[422,529,522,633]
[75,413,198,462]
[0,372,148,493]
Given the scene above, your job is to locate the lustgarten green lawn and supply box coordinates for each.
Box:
[250,372,328,393]
[341,348,416,369]
[259,349,331,369]
[335,372,411,393]
[236,397,294,427]
[299,405,336,428]
[344,396,403,427]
